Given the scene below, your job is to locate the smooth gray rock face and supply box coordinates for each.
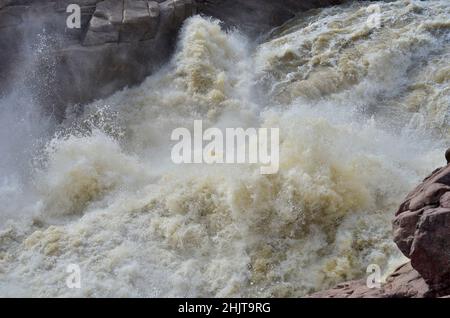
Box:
[0,0,343,119]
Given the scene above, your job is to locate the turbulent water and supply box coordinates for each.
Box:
[0,0,449,297]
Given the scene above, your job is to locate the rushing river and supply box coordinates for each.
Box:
[0,0,449,297]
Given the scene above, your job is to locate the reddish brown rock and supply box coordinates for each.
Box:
[311,160,450,298]
[409,207,450,293]
[393,164,450,296]
[308,263,430,298]
[393,209,424,255]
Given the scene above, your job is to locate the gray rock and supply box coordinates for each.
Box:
[144,1,160,40]
[121,0,156,42]
[196,0,344,38]
[0,5,24,29]
[0,0,13,9]
[0,0,344,119]
[83,0,122,46]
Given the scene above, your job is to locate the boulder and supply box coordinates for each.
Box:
[393,164,450,296]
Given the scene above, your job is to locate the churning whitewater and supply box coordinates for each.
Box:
[0,0,449,297]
